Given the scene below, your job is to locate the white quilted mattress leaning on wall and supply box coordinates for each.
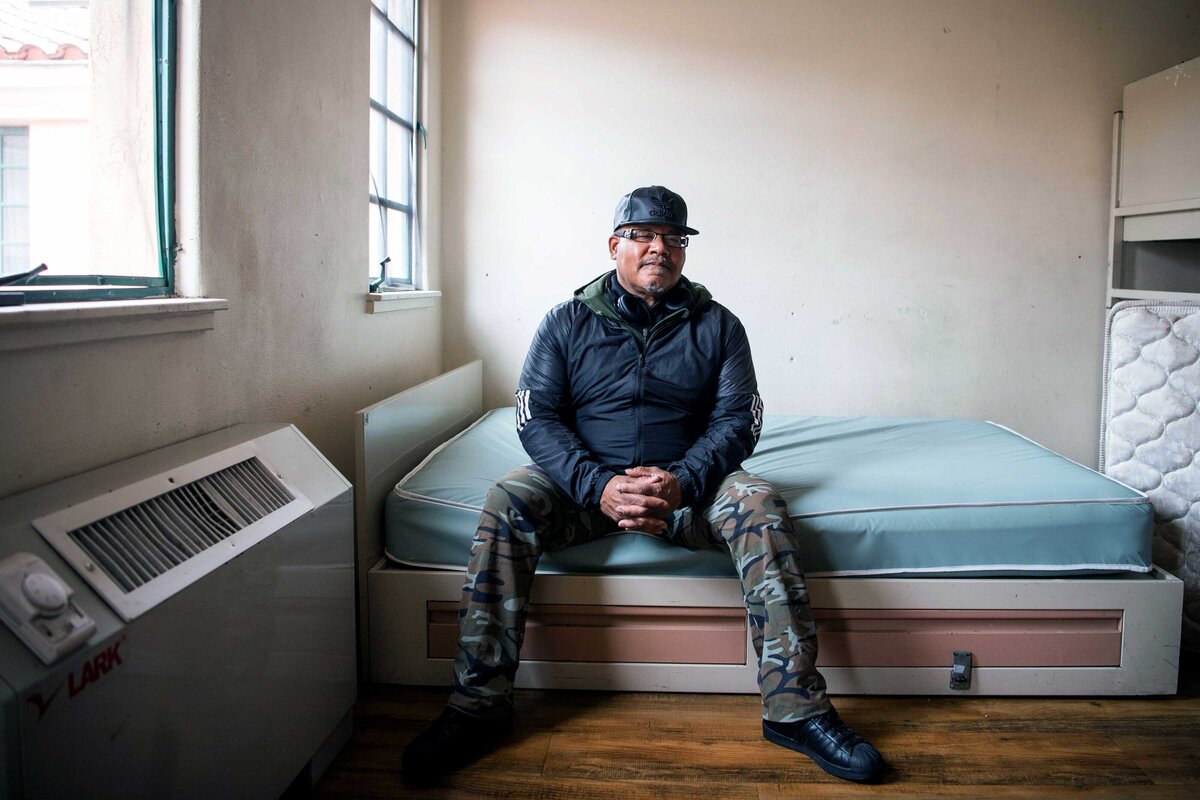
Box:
[1102,300,1200,652]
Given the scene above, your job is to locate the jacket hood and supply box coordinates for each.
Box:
[574,270,711,322]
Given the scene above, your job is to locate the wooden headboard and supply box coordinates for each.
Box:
[353,360,483,676]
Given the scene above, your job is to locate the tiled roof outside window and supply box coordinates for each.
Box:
[0,0,88,61]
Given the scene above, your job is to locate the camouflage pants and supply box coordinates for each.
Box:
[450,465,831,723]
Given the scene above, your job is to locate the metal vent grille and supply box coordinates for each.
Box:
[67,457,293,593]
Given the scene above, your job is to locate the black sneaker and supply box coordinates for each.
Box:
[763,708,885,782]
[401,707,513,782]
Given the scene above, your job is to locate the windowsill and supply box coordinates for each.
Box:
[0,297,229,352]
[367,289,441,314]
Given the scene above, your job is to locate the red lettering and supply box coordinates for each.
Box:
[26,685,62,720]
[66,639,125,699]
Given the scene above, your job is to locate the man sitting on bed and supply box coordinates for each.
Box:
[403,185,885,783]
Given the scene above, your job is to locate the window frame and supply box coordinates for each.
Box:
[3,0,176,304]
[368,0,421,292]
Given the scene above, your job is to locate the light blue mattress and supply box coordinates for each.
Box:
[384,409,1153,577]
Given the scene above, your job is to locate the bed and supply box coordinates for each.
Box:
[355,361,1184,695]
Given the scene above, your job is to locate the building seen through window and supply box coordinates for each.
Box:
[0,125,29,274]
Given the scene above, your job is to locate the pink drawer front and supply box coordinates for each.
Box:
[426,602,747,665]
[812,609,1124,667]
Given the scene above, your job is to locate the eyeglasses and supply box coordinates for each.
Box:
[615,229,689,248]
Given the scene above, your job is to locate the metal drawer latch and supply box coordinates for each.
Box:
[950,650,972,690]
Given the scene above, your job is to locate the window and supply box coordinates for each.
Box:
[0,126,29,273]
[0,0,175,304]
[368,0,420,291]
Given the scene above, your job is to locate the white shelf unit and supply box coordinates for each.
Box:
[1106,56,1200,307]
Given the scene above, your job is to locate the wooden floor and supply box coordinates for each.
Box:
[314,656,1200,799]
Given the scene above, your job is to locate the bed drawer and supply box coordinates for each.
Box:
[427,602,747,665]
[814,608,1123,667]
[427,602,1122,668]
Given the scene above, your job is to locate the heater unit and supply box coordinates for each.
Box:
[0,423,356,799]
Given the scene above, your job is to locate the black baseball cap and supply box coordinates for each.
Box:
[612,185,699,236]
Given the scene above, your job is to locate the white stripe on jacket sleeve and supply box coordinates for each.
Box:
[515,389,532,432]
[750,393,764,442]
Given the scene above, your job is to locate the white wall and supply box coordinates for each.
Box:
[439,0,1200,467]
[0,0,442,498]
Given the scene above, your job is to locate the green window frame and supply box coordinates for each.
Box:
[369,0,420,291]
[2,0,176,304]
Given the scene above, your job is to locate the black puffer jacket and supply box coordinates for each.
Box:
[515,270,763,510]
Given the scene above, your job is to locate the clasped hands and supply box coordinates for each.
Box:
[599,466,682,536]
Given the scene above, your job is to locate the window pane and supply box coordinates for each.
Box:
[0,0,169,296]
[368,201,385,281]
[2,207,30,242]
[368,1,420,289]
[386,120,412,205]
[385,207,412,283]
[2,167,29,205]
[389,0,415,40]
[2,133,29,166]
[2,244,30,274]
[90,1,159,279]
[387,34,415,117]
[369,108,386,196]
[369,10,387,105]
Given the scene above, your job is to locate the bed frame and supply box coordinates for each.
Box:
[355,361,1184,695]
